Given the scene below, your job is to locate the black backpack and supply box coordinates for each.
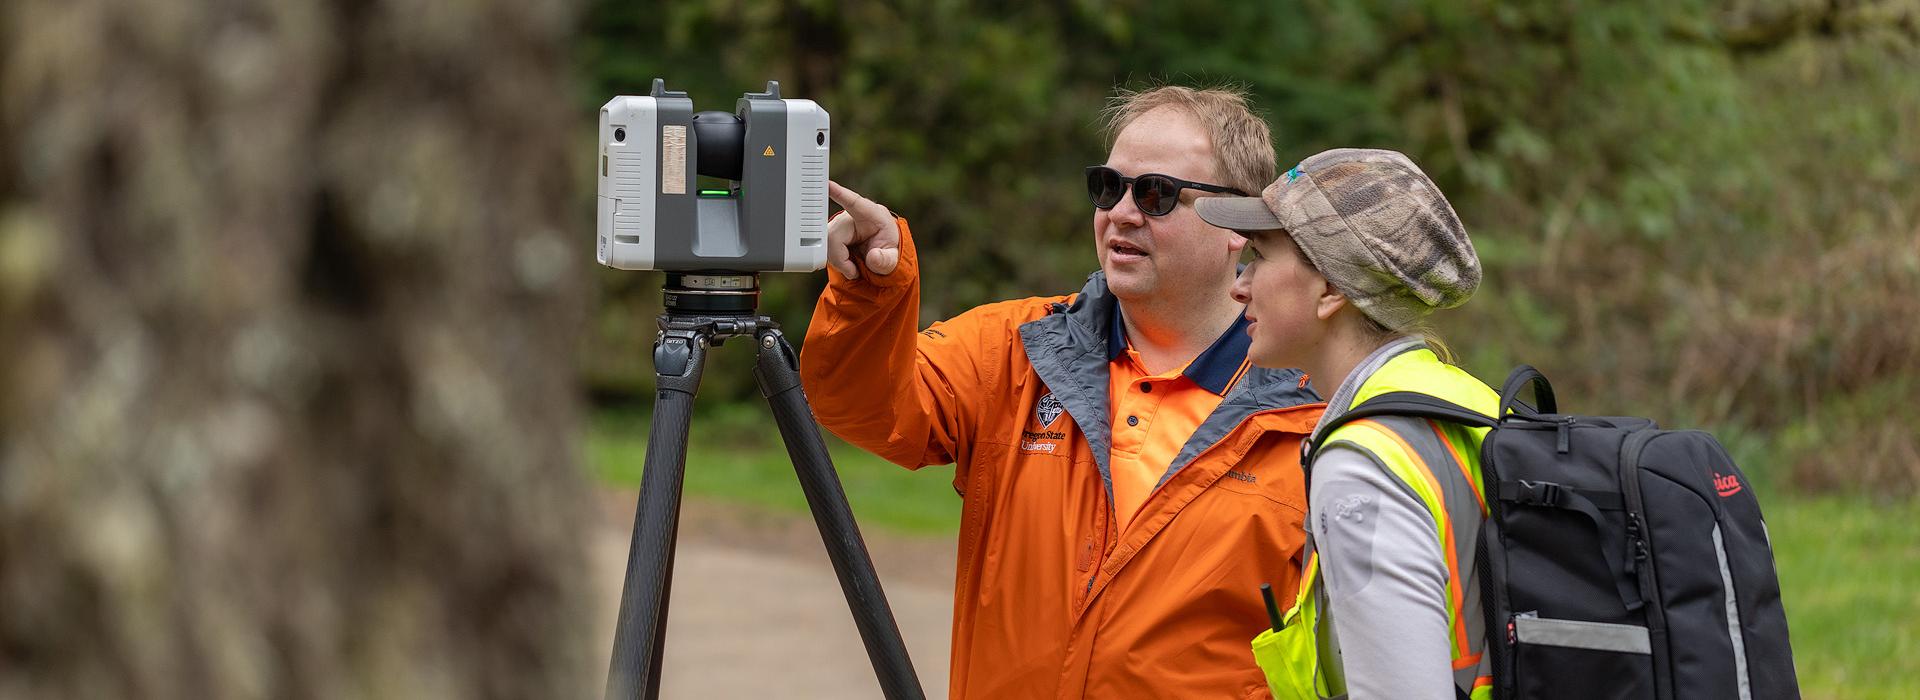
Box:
[1310,366,1798,700]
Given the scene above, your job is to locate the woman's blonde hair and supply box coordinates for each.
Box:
[1362,313,1458,365]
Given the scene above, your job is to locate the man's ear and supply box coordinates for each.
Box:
[1227,231,1248,254]
[1314,276,1349,322]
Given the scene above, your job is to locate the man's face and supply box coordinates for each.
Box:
[1094,108,1244,305]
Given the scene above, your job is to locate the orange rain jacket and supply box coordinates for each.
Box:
[800,221,1325,699]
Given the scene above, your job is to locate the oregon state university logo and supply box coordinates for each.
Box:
[1714,471,1743,498]
[1035,392,1064,428]
[1022,393,1067,454]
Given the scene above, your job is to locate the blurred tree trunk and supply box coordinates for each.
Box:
[0,0,593,698]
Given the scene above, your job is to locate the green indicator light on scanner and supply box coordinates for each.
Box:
[697,189,732,197]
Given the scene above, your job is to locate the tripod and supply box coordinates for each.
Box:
[604,272,925,700]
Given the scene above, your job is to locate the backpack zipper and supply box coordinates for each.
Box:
[1482,428,1518,699]
[1619,429,1671,700]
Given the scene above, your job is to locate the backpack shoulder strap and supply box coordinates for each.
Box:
[1306,391,1496,464]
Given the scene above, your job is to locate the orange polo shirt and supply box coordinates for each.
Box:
[1107,306,1254,527]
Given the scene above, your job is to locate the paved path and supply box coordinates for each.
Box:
[594,493,956,699]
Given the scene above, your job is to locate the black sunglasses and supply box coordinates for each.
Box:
[1085,165,1247,217]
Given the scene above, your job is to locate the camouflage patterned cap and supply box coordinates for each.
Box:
[1195,148,1479,330]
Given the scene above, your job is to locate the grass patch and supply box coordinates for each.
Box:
[587,407,1917,696]
[1767,493,1920,699]
[588,405,961,535]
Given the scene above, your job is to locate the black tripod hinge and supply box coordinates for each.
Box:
[653,329,709,394]
[753,329,803,398]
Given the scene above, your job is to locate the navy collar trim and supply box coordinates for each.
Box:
[1108,304,1253,396]
[1106,305,1129,362]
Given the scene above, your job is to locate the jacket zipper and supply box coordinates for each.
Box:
[1082,403,1321,607]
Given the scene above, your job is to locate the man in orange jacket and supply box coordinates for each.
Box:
[801,86,1324,699]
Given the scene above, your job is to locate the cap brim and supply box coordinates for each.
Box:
[1194,196,1284,232]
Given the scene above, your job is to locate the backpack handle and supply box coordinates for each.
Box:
[1499,365,1557,416]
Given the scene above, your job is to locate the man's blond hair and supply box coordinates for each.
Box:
[1101,84,1276,196]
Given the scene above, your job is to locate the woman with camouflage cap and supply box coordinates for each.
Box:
[1196,148,1495,699]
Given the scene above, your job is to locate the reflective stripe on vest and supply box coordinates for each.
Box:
[1326,417,1490,694]
[1269,347,1498,699]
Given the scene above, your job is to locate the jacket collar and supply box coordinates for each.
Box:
[1020,271,1322,498]
[1019,272,1124,490]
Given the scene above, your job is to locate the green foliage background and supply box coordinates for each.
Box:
[580,0,1920,494]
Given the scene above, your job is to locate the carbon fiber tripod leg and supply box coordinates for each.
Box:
[605,327,707,700]
[753,328,926,700]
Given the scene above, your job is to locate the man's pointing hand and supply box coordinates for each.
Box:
[826,180,901,279]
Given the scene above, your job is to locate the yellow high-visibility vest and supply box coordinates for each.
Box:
[1255,347,1498,700]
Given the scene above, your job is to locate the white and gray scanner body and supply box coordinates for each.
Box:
[597,80,829,272]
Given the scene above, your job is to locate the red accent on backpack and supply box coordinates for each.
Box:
[1714,472,1743,498]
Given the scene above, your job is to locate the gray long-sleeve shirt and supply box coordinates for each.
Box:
[1306,336,1466,700]
[1312,445,1458,700]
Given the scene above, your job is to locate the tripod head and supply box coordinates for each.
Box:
[662,271,760,316]
[656,271,766,349]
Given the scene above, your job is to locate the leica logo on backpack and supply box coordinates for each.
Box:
[1714,471,1743,498]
